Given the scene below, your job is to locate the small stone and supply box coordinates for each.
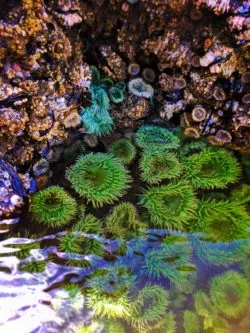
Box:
[84,134,98,148]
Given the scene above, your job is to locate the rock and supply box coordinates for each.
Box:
[83,135,98,148]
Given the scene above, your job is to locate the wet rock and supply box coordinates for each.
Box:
[83,135,98,148]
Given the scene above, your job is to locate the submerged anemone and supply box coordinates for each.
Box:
[87,289,131,319]
[86,265,134,318]
[192,199,250,241]
[29,186,77,227]
[140,181,197,229]
[20,260,46,273]
[139,149,182,184]
[58,232,83,253]
[73,214,103,234]
[130,285,169,329]
[141,312,176,333]
[66,153,131,207]
[183,148,241,189]
[210,271,249,319]
[144,243,194,290]
[108,139,137,165]
[135,125,180,151]
[101,320,126,333]
[106,202,143,239]
[183,310,201,333]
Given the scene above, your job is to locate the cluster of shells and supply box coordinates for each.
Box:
[0,0,249,217]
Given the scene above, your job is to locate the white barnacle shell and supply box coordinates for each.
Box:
[199,51,215,67]
[10,195,23,207]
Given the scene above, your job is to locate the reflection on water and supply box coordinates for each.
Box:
[1,230,250,333]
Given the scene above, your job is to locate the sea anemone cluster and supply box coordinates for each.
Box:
[27,125,249,244]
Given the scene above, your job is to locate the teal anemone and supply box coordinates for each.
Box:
[66,153,131,207]
[130,285,169,328]
[29,186,77,227]
[183,148,241,189]
[106,202,143,239]
[210,271,250,319]
[135,125,180,151]
[139,149,182,184]
[140,181,197,229]
[81,84,114,136]
[108,139,136,165]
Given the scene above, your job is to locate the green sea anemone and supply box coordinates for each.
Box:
[140,181,197,229]
[9,242,40,260]
[210,270,250,319]
[66,153,131,207]
[86,289,131,319]
[130,285,169,329]
[106,202,143,239]
[183,310,200,333]
[179,139,208,158]
[139,149,182,184]
[29,186,77,227]
[101,320,126,333]
[138,312,176,333]
[73,214,103,235]
[20,260,46,273]
[115,81,126,91]
[183,148,241,189]
[86,265,135,296]
[191,199,250,241]
[194,291,217,330]
[108,87,124,104]
[231,184,250,206]
[144,243,194,290]
[108,139,137,165]
[135,125,180,151]
[90,66,101,82]
[58,232,83,253]
[82,237,104,256]
[75,322,101,333]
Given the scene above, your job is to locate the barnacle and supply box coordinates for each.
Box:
[210,271,250,319]
[108,139,136,165]
[183,148,241,189]
[66,153,131,207]
[140,181,197,229]
[139,149,182,184]
[29,186,77,227]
